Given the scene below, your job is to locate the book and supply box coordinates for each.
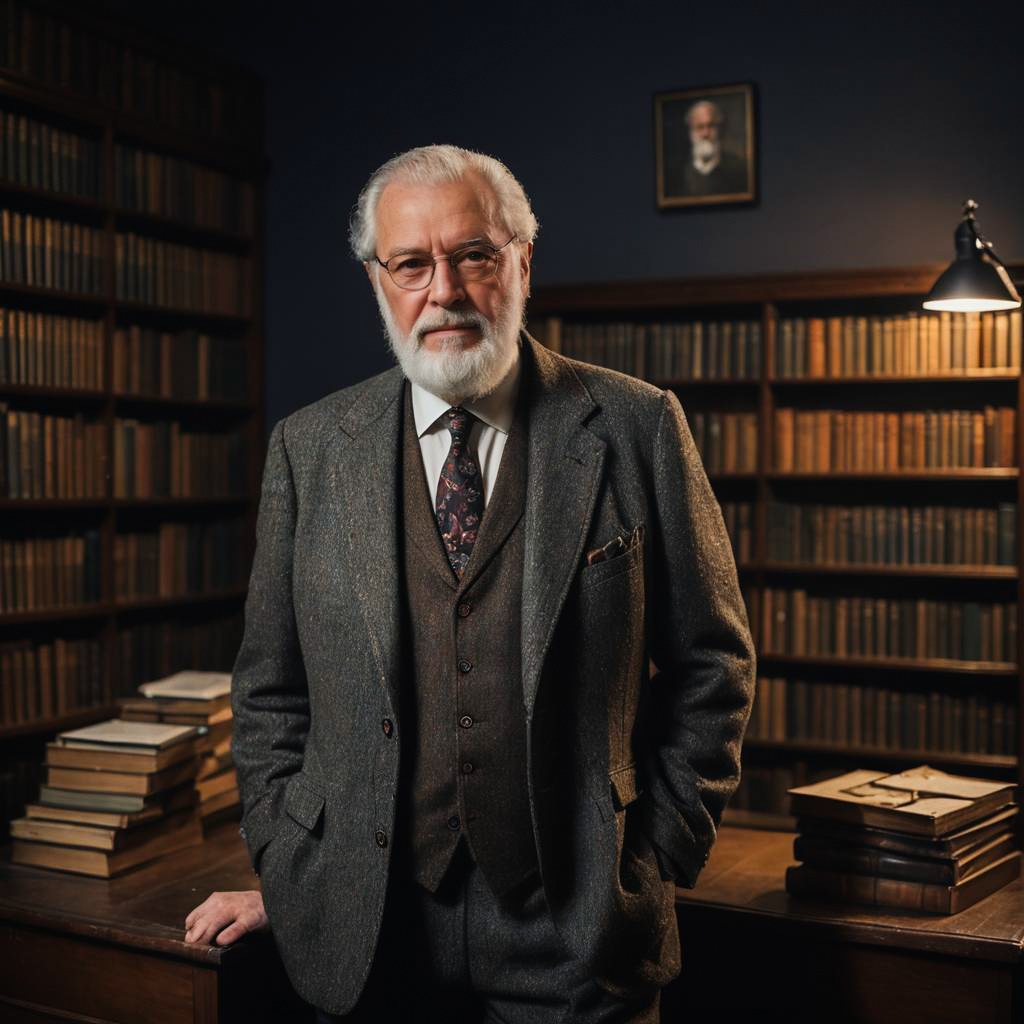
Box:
[10,814,203,878]
[10,806,198,851]
[57,718,198,750]
[793,831,1016,885]
[45,736,196,773]
[787,766,1016,836]
[24,782,197,827]
[137,669,231,700]
[785,850,1020,914]
[45,755,199,796]
[795,805,1020,858]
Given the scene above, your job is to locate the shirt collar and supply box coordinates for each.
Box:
[410,340,522,438]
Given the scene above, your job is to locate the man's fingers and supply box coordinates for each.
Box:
[215,922,244,945]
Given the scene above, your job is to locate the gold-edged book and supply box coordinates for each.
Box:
[57,718,198,751]
[26,783,197,826]
[10,814,203,877]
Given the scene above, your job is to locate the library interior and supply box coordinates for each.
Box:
[1,3,1023,1022]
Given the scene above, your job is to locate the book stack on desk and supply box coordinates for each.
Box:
[785,765,1020,914]
[119,670,239,830]
[10,719,203,877]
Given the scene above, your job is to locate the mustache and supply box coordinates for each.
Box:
[414,310,488,344]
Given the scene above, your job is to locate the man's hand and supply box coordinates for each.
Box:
[184,890,269,946]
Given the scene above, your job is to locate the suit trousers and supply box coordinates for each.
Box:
[314,840,660,1024]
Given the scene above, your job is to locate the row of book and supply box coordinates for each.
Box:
[720,501,754,563]
[113,520,247,600]
[730,759,816,816]
[773,407,1017,472]
[759,588,1017,664]
[113,419,248,499]
[112,326,248,402]
[1,405,106,498]
[785,767,1019,914]
[114,144,255,236]
[775,310,1023,378]
[554,319,763,381]
[0,108,102,198]
[116,232,252,316]
[689,411,758,473]
[1,634,103,725]
[1,614,243,727]
[0,1,258,143]
[10,672,241,876]
[0,530,101,613]
[0,307,104,389]
[765,501,1018,568]
[747,677,1017,756]
[0,208,103,293]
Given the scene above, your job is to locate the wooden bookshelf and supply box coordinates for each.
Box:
[529,264,1024,826]
[0,0,263,833]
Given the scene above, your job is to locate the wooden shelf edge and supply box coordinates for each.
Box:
[0,703,120,740]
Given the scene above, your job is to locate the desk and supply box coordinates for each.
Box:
[0,820,309,1024]
[666,825,1024,1024]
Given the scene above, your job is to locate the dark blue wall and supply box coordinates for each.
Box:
[107,2,1024,431]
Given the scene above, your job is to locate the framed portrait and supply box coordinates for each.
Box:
[655,83,756,209]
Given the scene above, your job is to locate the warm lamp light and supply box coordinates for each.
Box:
[922,200,1021,313]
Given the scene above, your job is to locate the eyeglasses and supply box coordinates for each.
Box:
[375,236,518,291]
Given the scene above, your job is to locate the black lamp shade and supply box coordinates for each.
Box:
[923,218,1022,312]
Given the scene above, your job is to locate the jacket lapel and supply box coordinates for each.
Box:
[331,366,406,713]
[520,335,606,714]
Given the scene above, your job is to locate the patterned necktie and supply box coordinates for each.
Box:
[435,406,485,578]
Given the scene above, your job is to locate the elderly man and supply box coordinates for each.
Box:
[669,99,749,199]
[185,145,755,1022]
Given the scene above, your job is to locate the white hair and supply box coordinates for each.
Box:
[349,144,539,262]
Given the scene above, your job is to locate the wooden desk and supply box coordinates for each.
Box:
[0,820,311,1024]
[665,825,1024,1024]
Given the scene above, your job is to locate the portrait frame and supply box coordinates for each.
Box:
[655,82,757,209]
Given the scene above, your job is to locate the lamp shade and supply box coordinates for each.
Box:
[923,207,1021,313]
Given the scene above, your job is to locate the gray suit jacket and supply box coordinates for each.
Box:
[231,333,756,1014]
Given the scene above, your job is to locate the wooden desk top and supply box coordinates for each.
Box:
[681,825,1024,965]
[0,820,260,966]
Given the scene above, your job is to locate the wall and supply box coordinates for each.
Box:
[102,2,1024,429]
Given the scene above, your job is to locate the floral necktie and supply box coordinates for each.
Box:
[435,407,484,577]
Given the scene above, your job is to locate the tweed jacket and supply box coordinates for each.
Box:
[230,333,756,1015]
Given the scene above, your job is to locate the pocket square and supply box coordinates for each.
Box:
[586,524,644,566]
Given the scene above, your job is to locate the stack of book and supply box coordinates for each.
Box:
[119,670,238,830]
[785,765,1019,914]
[10,719,202,877]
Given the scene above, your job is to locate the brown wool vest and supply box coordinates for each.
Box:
[397,381,538,897]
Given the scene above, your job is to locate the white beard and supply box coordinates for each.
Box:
[691,136,720,174]
[375,267,525,405]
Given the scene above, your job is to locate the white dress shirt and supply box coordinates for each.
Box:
[410,345,522,509]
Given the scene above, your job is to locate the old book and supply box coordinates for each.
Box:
[196,767,236,803]
[785,850,1020,914]
[58,718,197,750]
[25,782,197,827]
[787,766,1016,836]
[793,830,1016,885]
[119,694,231,717]
[45,755,199,795]
[10,814,203,878]
[137,669,231,701]
[10,807,198,851]
[46,735,196,773]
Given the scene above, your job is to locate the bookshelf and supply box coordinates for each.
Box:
[528,264,1023,829]
[0,1,264,835]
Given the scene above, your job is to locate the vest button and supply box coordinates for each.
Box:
[374,829,388,848]
[382,718,393,738]
[459,715,474,729]
[447,815,461,831]
[461,762,474,775]
[457,602,472,618]
[458,658,473,674]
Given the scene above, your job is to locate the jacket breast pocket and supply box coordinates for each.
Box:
[579,523,645,589]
